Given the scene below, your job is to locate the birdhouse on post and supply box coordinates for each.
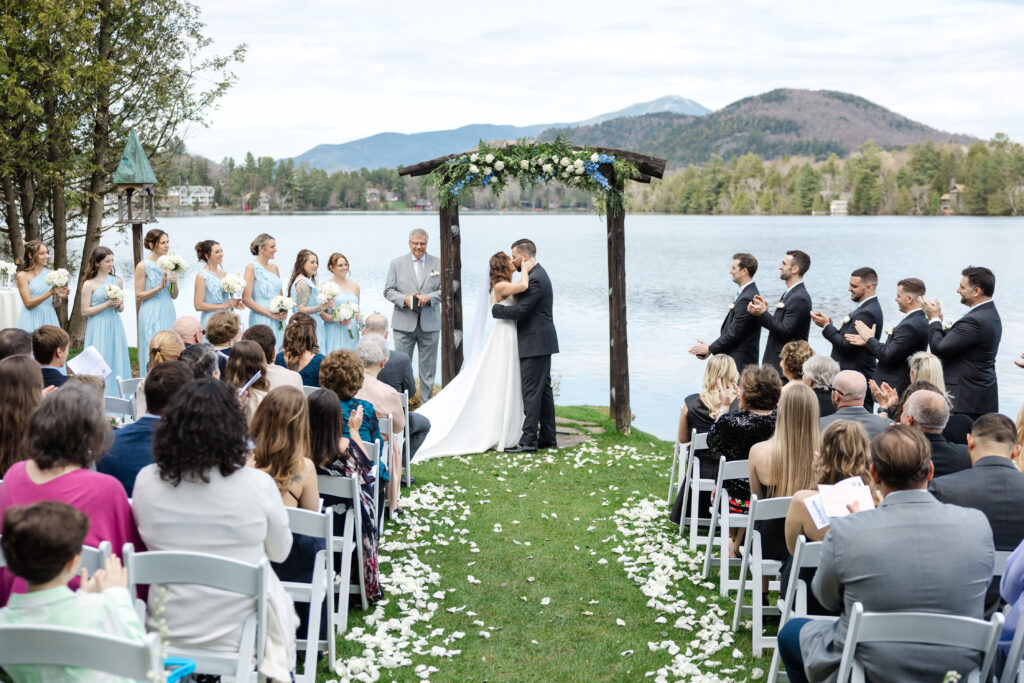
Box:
[112,129,158,268]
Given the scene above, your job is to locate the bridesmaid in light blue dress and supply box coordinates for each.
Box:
[194,239,243,339]
[16,240,67,333]
[321,252,361,354]
[81,247,131,395]
[243,233,287,347]
[286,249,328,350]
[134,229,178,376]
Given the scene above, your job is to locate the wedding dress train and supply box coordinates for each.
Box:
[414,296,524,460]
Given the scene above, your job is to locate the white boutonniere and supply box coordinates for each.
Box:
[728,303,735,310]
[430,269,439,277]
[944,320,954,330]
[884,326,894,336]
[775,301,785,309]
[841,315,851,325]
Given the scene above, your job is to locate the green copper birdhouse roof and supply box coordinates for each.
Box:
[112,130,158,185]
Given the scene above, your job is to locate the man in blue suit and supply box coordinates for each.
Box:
[98,361,192,496]
[31,325,70,388]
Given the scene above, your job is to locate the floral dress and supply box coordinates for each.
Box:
[707,410,777,511]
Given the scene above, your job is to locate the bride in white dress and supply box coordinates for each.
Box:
[413,252,536,460]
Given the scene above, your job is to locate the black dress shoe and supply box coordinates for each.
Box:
[505,445,538,453]
[538,442,558,450]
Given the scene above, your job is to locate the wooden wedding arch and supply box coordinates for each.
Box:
[398,144,665,434]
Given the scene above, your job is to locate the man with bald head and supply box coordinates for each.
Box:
[819,370,892,438]
[901,389,969,477]
[172,316,203,347]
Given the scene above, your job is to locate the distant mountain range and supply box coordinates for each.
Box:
[288,89,975,172]
[289,96,710,172]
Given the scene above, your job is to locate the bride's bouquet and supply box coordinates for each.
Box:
[220,273,245,299]
[269,295,295,330]
[44,268,69,288]
[317,281,341,307]
[103,284,125,304]
[156,253,188,296]
[333,301,360,338]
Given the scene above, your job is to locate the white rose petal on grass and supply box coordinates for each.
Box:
[540,597,551,606]
[751,668,764,679]
[478,631,491,639]
[616,618,626,627]
[597,558,608,565]
[527,576,536,583]
[621,650,634,656]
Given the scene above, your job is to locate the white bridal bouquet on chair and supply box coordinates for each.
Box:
[268,295,295,330]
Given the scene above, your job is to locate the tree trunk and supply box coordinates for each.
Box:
[2,173,24,262]
[69,2,112,346]
[606,181,631,435]
[45,97,69,327]
[18,169,39,242]
[438,203,463,384]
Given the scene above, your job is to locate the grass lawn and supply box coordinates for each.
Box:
[68,346,140,377]
[322,406,765,682]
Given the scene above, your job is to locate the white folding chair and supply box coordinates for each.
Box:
[117,375,143,416]
[282,507,335,682]
[731,494,791,656]
[0,625,179,681]
[0,541,111,574]
[767,536,836,683]
[104,396,133,420]
[700,457,750,596]
[379,415,394,528]
[123,543,267,680]
[301,385,318,397]
[401,390,411,487]
[1000,606,1024,683]
[668,436,686,503]
[680,432,714,550]
[837,602,1003,683]
[316,473,365,627]
[363,439,382,533]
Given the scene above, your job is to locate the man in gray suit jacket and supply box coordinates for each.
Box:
[818,370,892,439]
[383,229,442,401]
[778,424,994,683]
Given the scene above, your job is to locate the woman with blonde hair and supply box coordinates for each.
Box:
[747,382,820,560]
[242,233,287,347]
[779,340,814,386]
[135,330,185,415]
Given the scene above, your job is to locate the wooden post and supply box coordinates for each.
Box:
[606,182,631,434]
[438,203,463,385]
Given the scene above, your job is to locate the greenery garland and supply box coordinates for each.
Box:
[427,134,640,215]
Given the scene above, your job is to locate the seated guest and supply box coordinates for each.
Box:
[0,502,146,681]
[1016,403,1024,471]
[172,315,203,347]
[902,389,970,477]
[819,370,891,439]
[779,340,814,387]
[930,412,1024,615]
[802,355,840,418]
[131,379,295,670]
[224,340,270,421]
[179,342,220,379]
[134,329,185,416]
[275,312,324,387]
[706,365,782,513]
[1001,538,1024,659]
[0,356,44,476]
[319,349,381,447]
[777,424,994,683]
[668,354,738,524]
[748,383,819,560]
[355,334,407,508]
[31,325,69,388]
[363,314,415,398]
[0,328,31,360]
[0,382,143,606]
[98,361,193,496]
[206,310,240,377]
[307,388,382,604]
[244,323,302,391]
[784,420,876,614]
[906,350,972,443]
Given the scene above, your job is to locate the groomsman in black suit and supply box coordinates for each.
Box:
[810,267,883,408]
[846,277,930,397]
[922,266,1002,419]
[688,253,760,371]
[747,250,812,376]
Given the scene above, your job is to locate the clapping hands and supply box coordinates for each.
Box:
[868,379,899,412]
[688,340,710,358]
[809,310,832,328]
[747,295,769,316]
[81,555,128,593]
[348,404,364,437]
[844,320,876,346]
[920,297,942,321]
[1017,353,1024,370]
[715,377,738,414]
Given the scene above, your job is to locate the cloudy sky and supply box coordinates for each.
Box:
[185,0,1024,162]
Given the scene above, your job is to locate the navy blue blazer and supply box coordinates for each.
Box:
[97,415,159,497]
[866,309,930,396]
[709,282,761,371]
[759,281,812,375]
[928,301,1001,416]
[40,366,68,389]
[822,296,883,378]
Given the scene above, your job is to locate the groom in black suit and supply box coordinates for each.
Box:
[689,252,760,370]
[492,239,559,453]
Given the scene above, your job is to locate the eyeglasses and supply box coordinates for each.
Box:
[827,384,846,397]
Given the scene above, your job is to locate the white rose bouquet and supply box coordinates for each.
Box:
[220,273,245,299]
[156,253,188,296]
[317,281,341,306]
[103,284,125,304]
[0,260,15,287]
[332,301,360,338]
[44,268,70,288]
[268,295,295,330]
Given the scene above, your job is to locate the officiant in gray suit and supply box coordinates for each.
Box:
[384,228,443,401]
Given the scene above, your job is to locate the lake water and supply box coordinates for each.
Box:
[92,213,1024,440]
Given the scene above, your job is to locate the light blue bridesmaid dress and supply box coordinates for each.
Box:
[322,289,360,354]
[84,274,132,395]
[137,260,176,376]
[249,262,285,347]
[289,276,326,351]
[199,270,229,339]
[17,269,60,332]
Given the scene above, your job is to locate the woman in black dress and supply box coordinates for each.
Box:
[802,355,840,418]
